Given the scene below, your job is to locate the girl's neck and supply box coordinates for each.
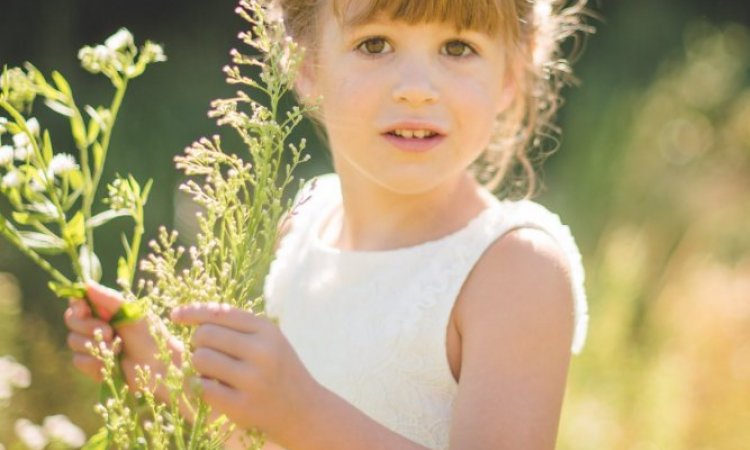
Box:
[323,172,494,252]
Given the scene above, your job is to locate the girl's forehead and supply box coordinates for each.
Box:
[329,0,512,36]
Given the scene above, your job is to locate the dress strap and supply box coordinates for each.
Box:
[473,200,589,354]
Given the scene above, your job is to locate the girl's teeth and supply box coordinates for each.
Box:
[394,129,435,139]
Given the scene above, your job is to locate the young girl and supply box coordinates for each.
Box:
[64,0,590,448]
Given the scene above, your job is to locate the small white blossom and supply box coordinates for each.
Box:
[0,145,14,165]
[2,170,23,189]
[0,382,11,400]
[42,415,86,448]
[12,132,30,148]
[25,117,40,136]
[14,145,33,161]
[28,177,46,193]
[0,116,8,133]
[0,357,31,389]
[48,153,79,176]
[79,44,120,73]
[105,28,134,51]
[14,419,48,450]
[95,45,117,65]
[142,41,167,64]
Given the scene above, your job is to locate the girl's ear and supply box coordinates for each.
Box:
[294,56,319,102]
[496,70,518,115]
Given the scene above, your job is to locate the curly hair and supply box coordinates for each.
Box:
[274,0,593,198]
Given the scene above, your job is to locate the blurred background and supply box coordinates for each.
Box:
[0,0,748,449]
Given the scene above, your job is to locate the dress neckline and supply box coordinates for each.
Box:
[309,183,503,258]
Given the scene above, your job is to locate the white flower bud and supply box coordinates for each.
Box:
[12,132,30,149]
[14,145,32,161]
[48,153,79,176]
[0,382,10,400]
[142,41,167,64]
[2,170,23,189]
[105,28,134,51]
[42,415,86,448]
[25,117,40,136]
[0,145,14,165]
[14,419,48,450]
[29,178,46,193]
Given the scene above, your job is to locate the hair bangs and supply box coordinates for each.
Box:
[332,0,511,35]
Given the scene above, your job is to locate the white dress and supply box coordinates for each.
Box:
[264,174,588,450]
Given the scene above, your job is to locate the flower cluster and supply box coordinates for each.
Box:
[84,1,314,448]
[0,28,163,299]
[0,355,30,401]
[14,415,86,450]
[78,28,166,85]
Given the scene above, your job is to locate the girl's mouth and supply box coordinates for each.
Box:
[382,131,446,153]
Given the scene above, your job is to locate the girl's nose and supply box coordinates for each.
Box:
[392,60,439,106]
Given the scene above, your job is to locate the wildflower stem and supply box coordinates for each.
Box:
[84,76,129,265]
[0,223,71,284]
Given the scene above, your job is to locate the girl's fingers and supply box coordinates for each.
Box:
[67,332,94,353]
[72,354,104,381]
[85,281,125,322]
[67,331,120,354]
[171,303,267,334]
[197,377,246,424]
[64,309,113,340]
[192,347,248,390]
[67,298,91,319]
[192,324,261,362]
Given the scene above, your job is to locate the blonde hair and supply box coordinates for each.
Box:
[275,0,592,198]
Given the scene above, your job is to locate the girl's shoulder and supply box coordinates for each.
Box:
[481,197,589,354]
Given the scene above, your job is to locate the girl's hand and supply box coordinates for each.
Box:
[64,281,181,390]
[171,303,323,442]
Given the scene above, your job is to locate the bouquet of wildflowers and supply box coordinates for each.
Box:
[1,0,310,446]
[82,0,314,448]
[0,28,164,316]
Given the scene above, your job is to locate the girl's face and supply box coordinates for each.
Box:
[298,6,514,194]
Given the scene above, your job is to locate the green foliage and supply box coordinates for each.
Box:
[81,1,315,448]
[0,28,163,302]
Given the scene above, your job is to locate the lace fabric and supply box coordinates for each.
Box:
[263,174,588,449]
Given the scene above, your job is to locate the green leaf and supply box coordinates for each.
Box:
[109,300,144,327]
[26,201,61,221]
[44,98,74,117]
[79,245,102,282]
[51,70,73,99]
[42,130,53,165]
[81,426,108,450]
[68,170,83,191]
[12,212,34,225]
[92,142,104,172]
[117,256,131,286]
[63,211,85,246]
[48,281,86,298]
[87,209,132,228]
[86,116,101,145]
[71,114,87,148]
[141,178,154,203]
[18,231,66,254]
[128,174,141,197]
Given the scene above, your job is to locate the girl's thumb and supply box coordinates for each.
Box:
[85,281,125,322]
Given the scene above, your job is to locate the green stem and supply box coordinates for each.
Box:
[84,76,129,270]
[0,225,71,284]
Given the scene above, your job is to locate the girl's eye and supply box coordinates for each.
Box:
[442,40,475,58]
[357,37,391,55]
